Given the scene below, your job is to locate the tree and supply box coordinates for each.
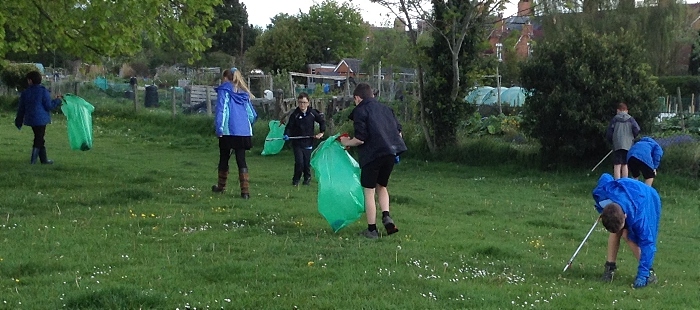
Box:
[362,27,413,71]
[247,14,308,73]
[689,30,700,75]
[299,0,367,63]
[423,0,490,149]
[534,0,690,76]
[520,27,663,167]
[372,0,506,151]
[210,0,259,56]
[248,1,366,73]
[0,0,225,63]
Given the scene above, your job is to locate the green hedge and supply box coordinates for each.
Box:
[0,63,42,91]
[656,76,700,96]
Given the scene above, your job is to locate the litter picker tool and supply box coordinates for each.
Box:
[265,135,313,141]
[588,150,613,176]
[563,217,600,272]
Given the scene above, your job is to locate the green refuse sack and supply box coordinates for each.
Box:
[261,120,286,155]
[310,134,364,232]
[60,94,95,151]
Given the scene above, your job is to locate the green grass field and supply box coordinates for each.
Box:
[1,110,699,310]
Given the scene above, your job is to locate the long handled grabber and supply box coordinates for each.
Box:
[588,150,613,176]
[265,135,312,141]
[563,217,600,272]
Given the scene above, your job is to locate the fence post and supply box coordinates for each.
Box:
[206,87,212,115]
[172,88,177,118]
[691,93,695,114]
[677,87,684,131]
[74,82,80,96]
[133,84,139,111]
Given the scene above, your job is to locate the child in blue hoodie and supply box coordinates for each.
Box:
[15,71,63,164]
[211,68,255,199]
[593,173,661,288]
[627,137,663,186]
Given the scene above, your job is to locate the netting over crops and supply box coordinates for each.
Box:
[464,86,530,107]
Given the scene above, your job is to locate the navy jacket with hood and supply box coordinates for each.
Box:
[349,98,407,167]
[284,107,325,148]
[592,173,661,279]
[16,84,62,127]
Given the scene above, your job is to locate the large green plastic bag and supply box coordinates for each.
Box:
[261,120,286,155]
[60,94,95,151]
[310,134,364,232]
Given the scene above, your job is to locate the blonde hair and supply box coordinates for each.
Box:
[222,68,255,98]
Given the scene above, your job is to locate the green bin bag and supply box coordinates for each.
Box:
[60,94,95,151]
[310,134,364,232]
[261,120,286,155]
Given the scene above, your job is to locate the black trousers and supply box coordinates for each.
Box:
[31,126,47,148]
[292,145,312,182]
[218,136,249,172]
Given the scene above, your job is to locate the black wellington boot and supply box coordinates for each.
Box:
[39,147,54,164]
[30,147,40,164]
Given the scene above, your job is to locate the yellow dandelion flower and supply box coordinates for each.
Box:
[308,261,314,266]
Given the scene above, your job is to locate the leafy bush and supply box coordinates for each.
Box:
[0,63,43,91]
[656,76,700,96]
[154,67,185,88]
[660,142,700,178]
[521,28,663,168]
[461,112,522,137]
[0,95,19,112]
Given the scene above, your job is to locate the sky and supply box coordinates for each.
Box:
[241,0,520,28]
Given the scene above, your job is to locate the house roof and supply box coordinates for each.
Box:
[335,58,362,74]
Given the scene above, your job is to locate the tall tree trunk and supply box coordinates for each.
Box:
[416,64,435,153]
[451,53,460,102]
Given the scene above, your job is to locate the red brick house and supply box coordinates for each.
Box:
[488,0,542,60]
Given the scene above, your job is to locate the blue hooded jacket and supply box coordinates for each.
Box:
[592,173,661,279]
[214,81,252,137]
[16,84,62,126]
[627,137,663,170]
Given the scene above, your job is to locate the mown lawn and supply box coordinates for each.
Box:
[0,111,698,310]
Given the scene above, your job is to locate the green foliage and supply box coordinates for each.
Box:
[690,30,700,75]
[362,27,413,72]
[535,0,689,76]
[209,0,257,56]
[461,112,523,137]
[0,0,224,62]
[655,75,700,96]
[0,95,19,111]
[194,51,235,71]
[270,69,293,97]
[436,135,539,167]
[521,27,663,167]
[300,0,366,63]
[423,0,485,149]
[248,1,366,72]
[661,142,700,178]
[247,14,308,72]
[0,63,42,91]
[154,67,186,88]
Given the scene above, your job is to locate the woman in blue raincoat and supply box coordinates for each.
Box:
[211,68,256,199]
